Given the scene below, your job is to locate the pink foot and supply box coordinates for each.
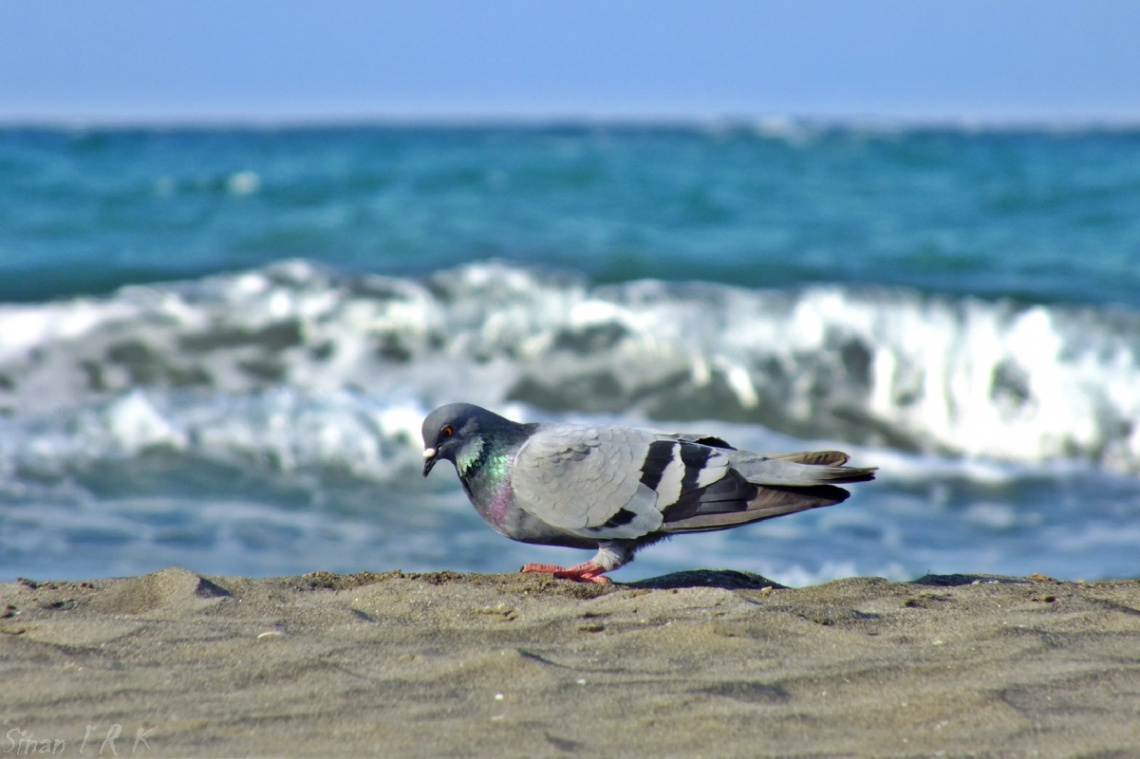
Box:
[521,561,612,584]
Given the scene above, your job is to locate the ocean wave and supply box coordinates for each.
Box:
[1,259,1139,472]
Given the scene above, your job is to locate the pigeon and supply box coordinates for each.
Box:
[422,403,876,584]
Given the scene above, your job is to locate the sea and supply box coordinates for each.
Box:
[1,123,1138,585]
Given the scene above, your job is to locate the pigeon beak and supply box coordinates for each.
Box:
[422,447,438,477]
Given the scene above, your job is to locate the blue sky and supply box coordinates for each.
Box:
[2,0,1138,124]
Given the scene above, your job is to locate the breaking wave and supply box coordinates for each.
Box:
[1,259,1139,475]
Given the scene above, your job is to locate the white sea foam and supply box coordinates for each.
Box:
[0,389,428,488]
[0,260,1139,473]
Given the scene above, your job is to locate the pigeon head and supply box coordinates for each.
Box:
[421,403,494,477]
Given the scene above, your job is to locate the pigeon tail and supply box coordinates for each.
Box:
[730,454,878,487]
[659,482,853,534]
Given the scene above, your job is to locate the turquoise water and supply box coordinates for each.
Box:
[4,125,1140,305]
[1,124,1138,584]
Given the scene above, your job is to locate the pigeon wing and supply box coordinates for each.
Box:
[512,425,733,541]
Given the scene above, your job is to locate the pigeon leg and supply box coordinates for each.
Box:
[521,560,611,584]
[520,542,631,584]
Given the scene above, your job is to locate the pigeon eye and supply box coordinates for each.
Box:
[441,425,454,437]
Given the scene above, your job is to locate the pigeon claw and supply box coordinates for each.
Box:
[521,562,612,585]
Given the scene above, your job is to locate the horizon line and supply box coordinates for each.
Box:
[3,111,1140,132]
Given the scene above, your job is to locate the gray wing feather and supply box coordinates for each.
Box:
[577,482,663,539]
[512,424,743,541]
[511,423,873,542]
[512,425,659,534]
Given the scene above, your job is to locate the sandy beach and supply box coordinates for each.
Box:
[2,567,1138,758]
